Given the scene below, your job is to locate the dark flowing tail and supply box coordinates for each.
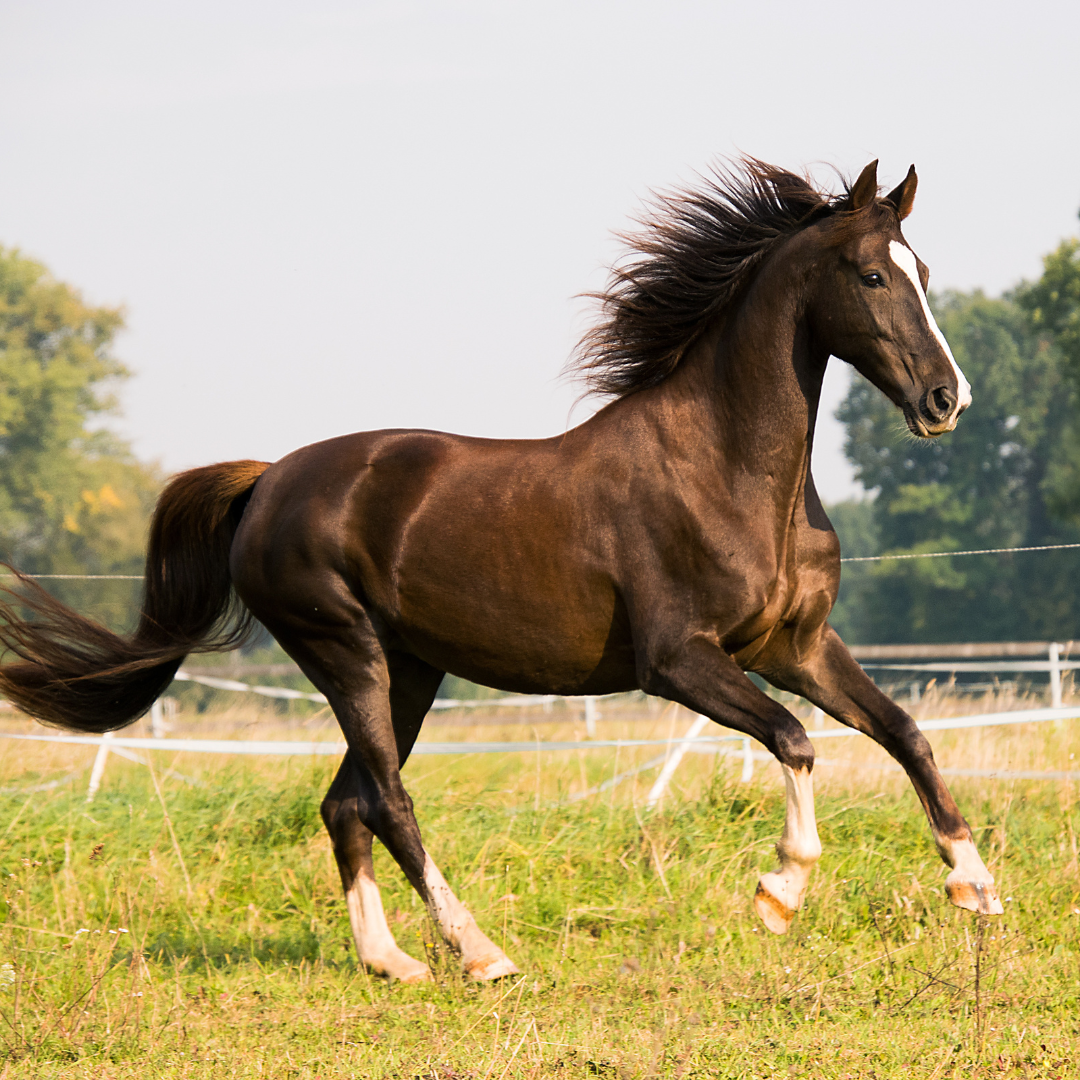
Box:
[0,459,271,733]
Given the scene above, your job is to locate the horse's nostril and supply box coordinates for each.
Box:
[927,386,956,421]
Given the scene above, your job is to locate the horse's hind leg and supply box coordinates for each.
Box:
[417,851,520,980]
[384,654,520,980]
[286,626,518,981]
[322,755,431,983]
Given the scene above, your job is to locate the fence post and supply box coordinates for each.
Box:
[741,737,754,782]
[1049,642,1063,708]
[645,713,710,809]
[86,732,114,802]
[584,696,598,738]
[811,706,825,730]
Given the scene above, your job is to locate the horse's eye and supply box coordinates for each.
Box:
[862,272,885,288]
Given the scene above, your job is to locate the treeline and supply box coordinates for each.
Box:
[828,229,1080,644]
[0,246,160,627]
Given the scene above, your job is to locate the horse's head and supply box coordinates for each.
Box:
[808,161,970,437]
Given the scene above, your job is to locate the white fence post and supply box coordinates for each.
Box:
[740,737,754,782]
[645,714,710,809]
[584,696,598,738]
[150,696,177,737]
[811,706,825,730]
[1049,642,1063,708]
[86,732,114,802]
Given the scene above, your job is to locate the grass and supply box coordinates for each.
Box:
[0,690,1079,1078]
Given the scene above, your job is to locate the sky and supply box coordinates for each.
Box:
[1,1,1078,504]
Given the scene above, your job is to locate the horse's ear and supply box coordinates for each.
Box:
[884,164,918,220]
[849,159,879,211]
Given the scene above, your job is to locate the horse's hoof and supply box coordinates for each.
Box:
[754,878,796,935]
[392,965,434,985]
[465,952,520,981]
[372,951,433,984]
[946,878,1005,916]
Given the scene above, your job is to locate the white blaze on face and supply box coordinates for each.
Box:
[888,240,972,413]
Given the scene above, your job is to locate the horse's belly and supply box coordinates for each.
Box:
[390,575,637,696]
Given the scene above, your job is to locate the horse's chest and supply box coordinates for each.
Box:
[690,519,835,636]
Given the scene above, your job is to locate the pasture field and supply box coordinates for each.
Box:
[1,688,1078,1079]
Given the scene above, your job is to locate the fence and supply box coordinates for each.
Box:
[852,641,1075,706]
[3,639,1080,804]
[3,534,1080,805]
[4,698,1078,805]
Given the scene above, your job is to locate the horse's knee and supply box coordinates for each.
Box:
[772,719,815,773]
[320,794,340,835]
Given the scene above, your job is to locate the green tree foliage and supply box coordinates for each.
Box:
[0,246,160,623]
[830,255,1080,643]
[1020,236,1080,373]
[1017,235,1080,522]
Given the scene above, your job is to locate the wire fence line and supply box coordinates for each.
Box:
[0,574,143,579]
[839,542,1080,563]
[1,540,1079,581]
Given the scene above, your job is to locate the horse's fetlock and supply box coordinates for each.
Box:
[777,835,821,867]
[774,727,814,772]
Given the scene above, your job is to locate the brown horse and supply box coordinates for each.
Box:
[0,159,1001,984]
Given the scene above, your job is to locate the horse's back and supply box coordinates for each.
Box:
[229,428,635,693]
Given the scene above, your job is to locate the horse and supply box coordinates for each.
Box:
[0,158,1002,984]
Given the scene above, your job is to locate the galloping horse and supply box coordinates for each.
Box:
[0,159,1002,984]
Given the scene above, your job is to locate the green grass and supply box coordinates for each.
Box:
[1,719,1079,1078]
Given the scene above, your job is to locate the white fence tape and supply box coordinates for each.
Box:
[698,744,1080,782]
[173,670,326,702]
[3,705,1077,757]
[803,704,1080,737]
[863,661,1080,673]
[174,669,594,711]
[3,704,1077,802]
[0,732,744,756]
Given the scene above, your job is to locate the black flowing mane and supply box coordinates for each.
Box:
[574,159,857,398]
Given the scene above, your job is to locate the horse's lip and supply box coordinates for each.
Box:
[903,405,955,439]
[903,407,931,438]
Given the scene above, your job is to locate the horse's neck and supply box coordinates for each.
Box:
[646,283,827,502]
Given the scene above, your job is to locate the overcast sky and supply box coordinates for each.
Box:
[2,1,1078,503]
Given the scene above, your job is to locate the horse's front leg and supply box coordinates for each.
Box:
[643,636,823,934]
[766,624,1004,917]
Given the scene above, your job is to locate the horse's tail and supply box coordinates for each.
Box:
[0,459,271,733]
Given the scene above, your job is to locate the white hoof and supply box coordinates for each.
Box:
[465,951,520,981]
[945,874,1005,916]
[369,949,433,983]
[753,868,810,935]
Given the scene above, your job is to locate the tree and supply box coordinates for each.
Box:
[1020,234,1080,374]
[0,246,160,624]
[1017,233,1080,525]
[830,279,1080,644]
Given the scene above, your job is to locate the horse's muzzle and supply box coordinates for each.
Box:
[905,386,965,437]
